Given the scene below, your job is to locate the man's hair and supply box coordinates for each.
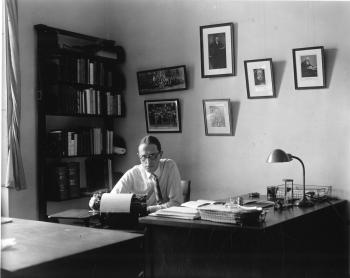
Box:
[139,135,162,152]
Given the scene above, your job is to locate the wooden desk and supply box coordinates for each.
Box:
[1,218,144,278]
[140,199,348,278]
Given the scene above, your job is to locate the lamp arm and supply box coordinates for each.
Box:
[290,155,305,196]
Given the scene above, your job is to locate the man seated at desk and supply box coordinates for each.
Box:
[110,135,182,213]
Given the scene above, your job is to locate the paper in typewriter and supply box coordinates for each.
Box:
[100,193,133,213]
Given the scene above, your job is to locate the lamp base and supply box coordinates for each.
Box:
[296,197,314,208]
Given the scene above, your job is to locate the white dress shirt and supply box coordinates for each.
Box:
[111,158,182,211]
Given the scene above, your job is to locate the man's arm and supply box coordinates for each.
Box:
[110,170,133,194]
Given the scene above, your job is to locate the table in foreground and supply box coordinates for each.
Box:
[1,218,144,278]
[140,198,348,278]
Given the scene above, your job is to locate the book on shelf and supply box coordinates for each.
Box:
[47,163,69,201]
[47,127,111,157]
[46,84,122,116]
[67,162,80,198]
[47,162,81,201]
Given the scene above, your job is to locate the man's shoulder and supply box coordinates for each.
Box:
[160,158,177,168]
[125,164,143,175]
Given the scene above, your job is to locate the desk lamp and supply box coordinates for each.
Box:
[266,149,314,208]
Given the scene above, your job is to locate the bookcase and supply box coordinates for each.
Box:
[35,24,126,220]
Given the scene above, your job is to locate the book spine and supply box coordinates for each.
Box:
[67,162,80,198]
[49,164,69,201]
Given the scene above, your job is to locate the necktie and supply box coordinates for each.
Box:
[152,174,163,204]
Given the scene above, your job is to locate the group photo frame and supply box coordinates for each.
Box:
[292,46,325,90]
[244,58,276,99]
[200,22,235,78]
[137,65,188,95]
[144,99,181,133]
[202,99,232,136]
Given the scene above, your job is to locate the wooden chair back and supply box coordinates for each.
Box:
[180,180,191,203]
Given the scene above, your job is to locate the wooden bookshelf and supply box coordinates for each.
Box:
[35,24,126,220]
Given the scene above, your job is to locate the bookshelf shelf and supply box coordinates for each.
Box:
[35,24,126,220]
[46,153,123,159]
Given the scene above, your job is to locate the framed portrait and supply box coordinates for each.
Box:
[144,99,181,133]
[202,99,232,136]
[244,58,276,99]
[292,46,325,90]
[200,23,234,78]
[137,65,188,95]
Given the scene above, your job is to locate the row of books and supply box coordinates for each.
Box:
[47,162,80,201]
[47,158,114,201]
[47,128,115,157]
[46,84,123,116]
[46,55,125,88]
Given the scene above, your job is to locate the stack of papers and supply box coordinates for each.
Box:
[150,206,200,220]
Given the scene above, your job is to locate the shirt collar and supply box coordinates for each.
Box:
[145,165,161,179]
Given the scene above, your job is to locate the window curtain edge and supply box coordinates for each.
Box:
[5,0,26,190]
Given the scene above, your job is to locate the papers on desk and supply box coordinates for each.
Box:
[150,206,200,220]
[1,238,16,251]
[181,200,220,209]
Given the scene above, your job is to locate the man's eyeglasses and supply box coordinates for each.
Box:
[138,152,160,162]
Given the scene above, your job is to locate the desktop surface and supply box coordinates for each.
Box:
[2,218,143,278]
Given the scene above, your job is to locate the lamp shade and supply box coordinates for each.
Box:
[266,149,292,163]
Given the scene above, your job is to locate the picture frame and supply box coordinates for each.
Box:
[200,23,234,78]
[202,99,232,136]
[137,65,188,95]
[292,46,325,90]
[144,99,181,133]
[244,58,276,99]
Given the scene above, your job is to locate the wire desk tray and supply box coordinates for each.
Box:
[198,204,266,225]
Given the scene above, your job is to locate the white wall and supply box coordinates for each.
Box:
[105,0,350,203]
[14,1,350,218]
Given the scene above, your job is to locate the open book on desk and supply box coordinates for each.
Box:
[149,206,200,220]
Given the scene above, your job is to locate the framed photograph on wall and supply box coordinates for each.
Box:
[202,99,232,136]
[244,58,276,99]
[144,99,181,133]
[200,23,234,78]
[137,65,188,95]
[292,46,325,89]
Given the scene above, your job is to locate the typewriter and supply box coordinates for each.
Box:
[89,193,148,229]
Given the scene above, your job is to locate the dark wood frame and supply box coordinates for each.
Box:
[202,99,232,136]
[144,99,181,133]
[200,22,235,78]
[137,65,188,95]
[292,46,325,90]
[244,58,276,99]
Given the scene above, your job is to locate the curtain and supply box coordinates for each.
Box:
[5,0,26,190]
